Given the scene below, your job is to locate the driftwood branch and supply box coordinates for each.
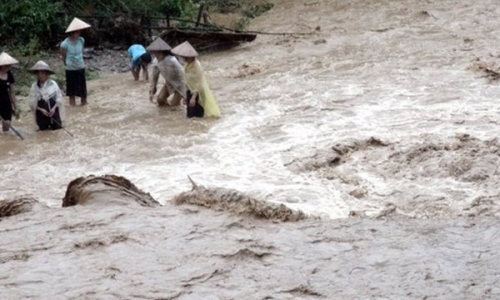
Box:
[195,4,204,28]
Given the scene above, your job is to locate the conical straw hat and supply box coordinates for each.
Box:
[147,37,172,51]
[171,41,199,57]
[0,52,19,66]
[29,61,55,74]
[65,17,91,33]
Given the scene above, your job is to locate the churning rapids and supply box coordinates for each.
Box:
[2,0,500,299]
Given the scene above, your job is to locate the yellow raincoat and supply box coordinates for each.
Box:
[184,59,220,118]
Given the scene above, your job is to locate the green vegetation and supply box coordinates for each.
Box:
[0,0,185,49]
[12,57,100,97]
[196,0,273,32]
[0,0,64,50]
[1,0,271,96]
[0,0,273,49]
[242,2,273,18]
[12,56,62,97]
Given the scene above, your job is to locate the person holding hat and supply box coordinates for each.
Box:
[128,44,152,81]
[171,41,220,118]
[0,52,19,133]
[60,17,91,106]
[147,37,185,107]
[28,61,65,131]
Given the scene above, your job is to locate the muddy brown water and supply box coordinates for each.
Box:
[2,0,500,298]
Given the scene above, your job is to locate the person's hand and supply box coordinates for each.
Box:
[189,98,196,107]
[12,107,20,120]
[40,109,49,117]
[149,90,155,102]
[49,107,57,117]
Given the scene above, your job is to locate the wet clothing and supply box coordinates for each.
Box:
[65,68,87,98]
[151,55,185,106]
[186,89,204,118]
[35,98,62,131]
[61,37,85,70]
[184,59,220,118]
[157,83,183,107]
[128,45,147,68]
[0,71,14,121]
[29,79,65,131]
[61,37,87,98]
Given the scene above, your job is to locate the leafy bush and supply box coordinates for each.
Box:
[0,0,274,48]
[0,0,185,49]
[61,0,184,17]
[242,2,273,18]
[0,0,64,49]
[233,17,250,31]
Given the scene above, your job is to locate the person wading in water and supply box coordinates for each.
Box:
[0,52,19,134]
[60,17,91,106]
[171,41,220,118]
[127,44,152,82]
[28,61,65,131]
[147,37,185,107]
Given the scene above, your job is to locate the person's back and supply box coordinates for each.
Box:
[155,55,185,95]
[128,45,147,64]
[168,55,182,68]
[128,44,150,81]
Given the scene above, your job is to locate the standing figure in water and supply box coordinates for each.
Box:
[28,61,65,131]
[127,44,152,81]
[60,17,91,106]
[147,37,185,107]
[0,52,19,133]
[171,41,221,118]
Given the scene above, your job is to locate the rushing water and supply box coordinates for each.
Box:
[2,0,500,219]
[4,1,500,299]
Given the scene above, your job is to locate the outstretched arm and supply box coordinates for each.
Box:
[60,47,67,67]
[189,91,199,107]
[29,85,49,117]
[50,82,64,117]
[149,66,160,102]
[142,63,149,81]
[9,84,17,111]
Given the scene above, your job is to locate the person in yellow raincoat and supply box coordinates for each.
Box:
[171,41,220,118]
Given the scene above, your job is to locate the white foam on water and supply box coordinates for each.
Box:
[2,0,500,219]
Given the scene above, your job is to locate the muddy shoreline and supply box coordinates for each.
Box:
[39,47,133,74]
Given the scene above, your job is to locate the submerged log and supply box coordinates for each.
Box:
[0,197,48,218]
[173,177,310,222]
[62,175,160,208]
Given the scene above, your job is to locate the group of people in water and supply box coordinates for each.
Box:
[0,17,220,136]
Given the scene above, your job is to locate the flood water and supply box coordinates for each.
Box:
[3,0,500,298]
[3,0,500,219]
